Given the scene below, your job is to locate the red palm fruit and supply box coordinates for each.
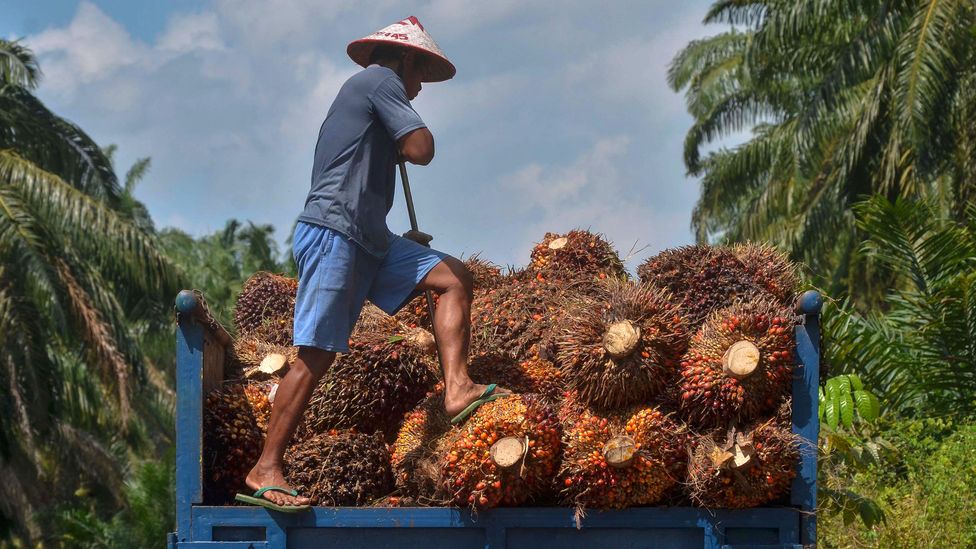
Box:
[284,430,393,506]
[636,245,767,330]
[470,269,587,361]
[686,408,800,508]
[556,280,689,409]
[233,272,297,345]
[391,391,451,500]
[202,381,275,504]
[557,395,689,511]
[529,230,627,283]
[731,243,800,303]
[462,253,505,291]
[678,298,796,428]
[467,353,566,403]
[299,331,439,440]
[353,301,403,337]
[439,394,562,509]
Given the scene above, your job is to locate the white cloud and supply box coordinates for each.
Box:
[158,12,225,54]
[30,2,147,94]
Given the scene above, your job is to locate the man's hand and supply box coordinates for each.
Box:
[402,229,433,247]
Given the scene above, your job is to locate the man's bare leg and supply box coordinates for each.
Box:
[416,257,510,416]
[245,346,335,506]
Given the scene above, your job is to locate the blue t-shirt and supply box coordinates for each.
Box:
[298,65,427,257]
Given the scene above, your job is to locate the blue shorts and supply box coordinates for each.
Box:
[292,221,447,353]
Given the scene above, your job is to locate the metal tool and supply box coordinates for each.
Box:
[398,160,440,335]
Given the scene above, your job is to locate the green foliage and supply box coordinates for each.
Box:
[53,452,175,549]
[0,38,180,542]
[670,1,976,299]
[821,421,976,548]
[160,219,291,330]
[818,374,889,528]
[824,197,976,416]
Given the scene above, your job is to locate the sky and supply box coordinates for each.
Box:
[2,0,717,272]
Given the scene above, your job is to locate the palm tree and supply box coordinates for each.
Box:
[824,196,976,416]
[0,39,179,541]
[669,0,976,300]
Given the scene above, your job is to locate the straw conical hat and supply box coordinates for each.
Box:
[347,16,456,83]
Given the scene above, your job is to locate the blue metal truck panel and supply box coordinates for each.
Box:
[171,289,822,549]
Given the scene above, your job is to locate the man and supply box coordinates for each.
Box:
[239,17,508,511]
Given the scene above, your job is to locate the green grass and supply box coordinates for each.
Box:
[820,420,976,548]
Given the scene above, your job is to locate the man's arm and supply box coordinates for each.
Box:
[398,127,434,165]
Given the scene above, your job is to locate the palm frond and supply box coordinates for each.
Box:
[0,39,40,89]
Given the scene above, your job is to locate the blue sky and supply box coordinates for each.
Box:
[3,0,717,272]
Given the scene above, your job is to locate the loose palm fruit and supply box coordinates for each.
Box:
[686,412,800,508]
[529,230,627,283]
[556,280,689,409]
[284,430,393,506]
[233,272,297,345]
[557,395,689,511]
[299,332,438,440]
[439,394,562,509]
[678,298,796,427]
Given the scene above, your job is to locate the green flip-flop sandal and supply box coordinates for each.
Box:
[450,384,511,425]
[235,486,312,513]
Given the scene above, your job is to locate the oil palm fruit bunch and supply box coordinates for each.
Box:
[300,332,439,439]
[202,381,274,503]
[557,396,689,511]
[284,430,393,506]
[391,391,451,501]
[233,272,298,345]
[556,280,688,409]
[467,353,566,402]
[439,394,561,509]
[686,416,799,508]
[463,253,504,292]
[731,243,800,304]
[470,269,583,360]
[679,298,795,427]
[636,245,767,330]
[354,301,402,337]
[529,230,627,282]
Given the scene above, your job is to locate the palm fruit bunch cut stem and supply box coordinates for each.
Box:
[438,394,561,509]
[233,272,297,345]
[231,335,297,380]
[391,390,452,503]
[731,243,800,304]
[471,268,587,361]
[283,430,393,506]
[636,245,768,330]
[529,230,627,283]
[556,280,689,409]
[467,353,566,403]
[202,381,275,504]
[557,395,689,513]
[299,331,439,440]
[679,298,796,428]
[686,413,800,508]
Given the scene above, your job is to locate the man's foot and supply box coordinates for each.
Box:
[444,381,511,418]
[245,463,311,507]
